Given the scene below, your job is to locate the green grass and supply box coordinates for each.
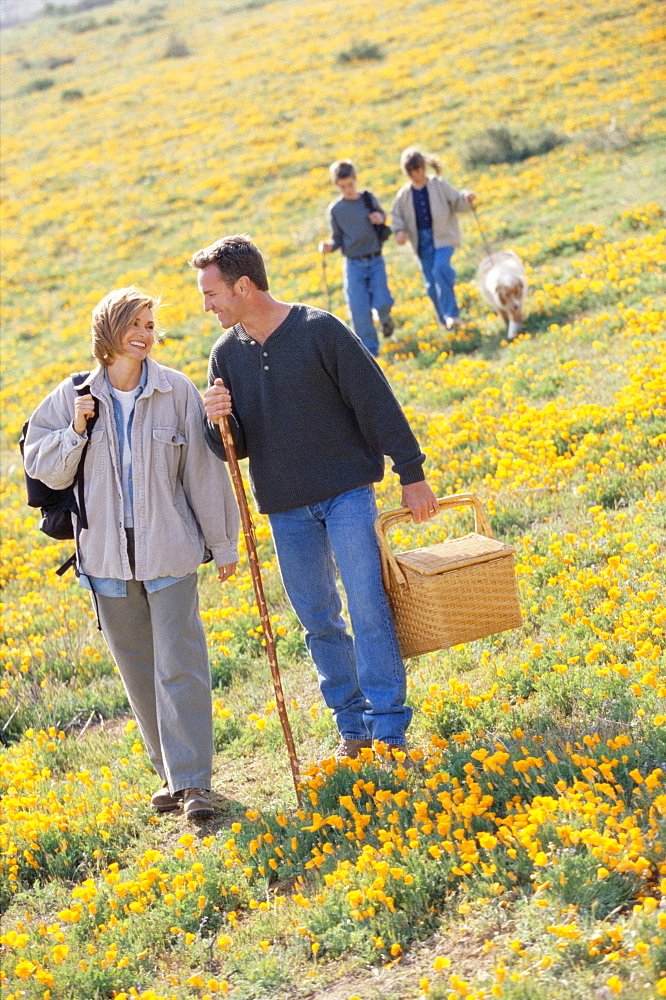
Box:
[0,0,665,997]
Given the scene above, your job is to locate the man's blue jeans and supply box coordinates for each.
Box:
[343,254,394,357]
[417,227,458,323]
[268,485,411,745]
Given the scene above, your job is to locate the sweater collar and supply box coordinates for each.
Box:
[233,304,298,346]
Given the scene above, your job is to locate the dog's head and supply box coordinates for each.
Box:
[497,280,525,322]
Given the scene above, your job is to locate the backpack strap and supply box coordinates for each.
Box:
[62,372,102,630]
[70,372,98,531]
[362,190,389,244]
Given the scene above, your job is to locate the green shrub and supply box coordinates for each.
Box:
[464,126,566,168]
[547,849,642,918]
[163,34,191,59]
[23,77,55,93]
[46,55,75,69]
[65,17,98,33]
[337,41,384,63]
[61,88,84,101]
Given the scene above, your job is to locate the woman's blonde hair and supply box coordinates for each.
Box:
[400,146,442,176]
[91,286,161,366]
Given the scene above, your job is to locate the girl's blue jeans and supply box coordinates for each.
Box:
[417,227,458,322]
[343,254,394,356]
[268,485,411,745]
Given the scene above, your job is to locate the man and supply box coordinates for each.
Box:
[191,234,438,762]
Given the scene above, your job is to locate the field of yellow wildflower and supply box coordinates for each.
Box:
[1,0,665,998]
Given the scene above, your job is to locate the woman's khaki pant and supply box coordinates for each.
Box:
[96,572,213,794]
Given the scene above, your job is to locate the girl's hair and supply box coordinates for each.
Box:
[400,146,442,176]
[91,286,161,366]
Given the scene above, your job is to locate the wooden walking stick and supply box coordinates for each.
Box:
[218,414,302,805]
[321,252,332,312]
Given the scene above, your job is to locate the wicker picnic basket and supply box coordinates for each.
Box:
[376,493,523,659]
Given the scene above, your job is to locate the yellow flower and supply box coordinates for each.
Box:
[14,959,36,979]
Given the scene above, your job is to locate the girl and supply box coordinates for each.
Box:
[391,147,476,328]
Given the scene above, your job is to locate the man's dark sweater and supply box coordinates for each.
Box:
[205,304,426,514]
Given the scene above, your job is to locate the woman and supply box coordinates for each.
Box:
[23,287,240,820]
[391,147,476,329]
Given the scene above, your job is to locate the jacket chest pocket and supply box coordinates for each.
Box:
[152,427,186,477]
[86,426,107,477]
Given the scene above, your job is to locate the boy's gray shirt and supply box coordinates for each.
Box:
[328,190,384,258]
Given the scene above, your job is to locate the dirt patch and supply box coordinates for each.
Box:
[72,711,132,741]
[281,925,505,1000]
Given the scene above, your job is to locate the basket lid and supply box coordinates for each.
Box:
[394,532,515,576]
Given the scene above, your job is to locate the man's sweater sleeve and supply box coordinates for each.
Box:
[204,347,248,462]
[323,320,426,484]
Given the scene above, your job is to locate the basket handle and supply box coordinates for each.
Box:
[375,493,494,591]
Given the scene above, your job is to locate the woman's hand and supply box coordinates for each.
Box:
[73,393,95,436]
[217,562,237,583]
[464,191,477,206]
[395,230,407,246]
[318,240,333,254]
[203,379,233,421]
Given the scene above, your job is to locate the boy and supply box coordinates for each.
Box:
[318,159,394,357]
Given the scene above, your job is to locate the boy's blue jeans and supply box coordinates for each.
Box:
[417,227,458,322]
[268,485,411,745]
[343,254,394,356]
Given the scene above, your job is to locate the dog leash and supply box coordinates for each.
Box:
[471,204,495,259]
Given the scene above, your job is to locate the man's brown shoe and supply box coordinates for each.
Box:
[183,788,214,820]
[334,737,372,761]
[150,782,182,812]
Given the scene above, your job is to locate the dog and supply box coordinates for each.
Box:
[477,249,527,341]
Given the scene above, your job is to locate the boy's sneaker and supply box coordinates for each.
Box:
[335,737,372,760]
[381,317,395,338]
[150,782,182,812]
[183,788,214,820]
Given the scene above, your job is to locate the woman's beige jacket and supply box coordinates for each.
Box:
[391,175,472,251]
[24,358,239,582]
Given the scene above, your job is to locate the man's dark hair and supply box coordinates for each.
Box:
[188,234,269,291]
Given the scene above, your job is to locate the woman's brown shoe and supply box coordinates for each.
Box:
[183,788,214,820]
[150,782,182,812]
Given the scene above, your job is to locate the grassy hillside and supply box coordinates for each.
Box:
[1,0,665,998]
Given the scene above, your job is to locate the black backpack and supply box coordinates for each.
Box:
[362,190,392,243]
[19,372,99,575]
